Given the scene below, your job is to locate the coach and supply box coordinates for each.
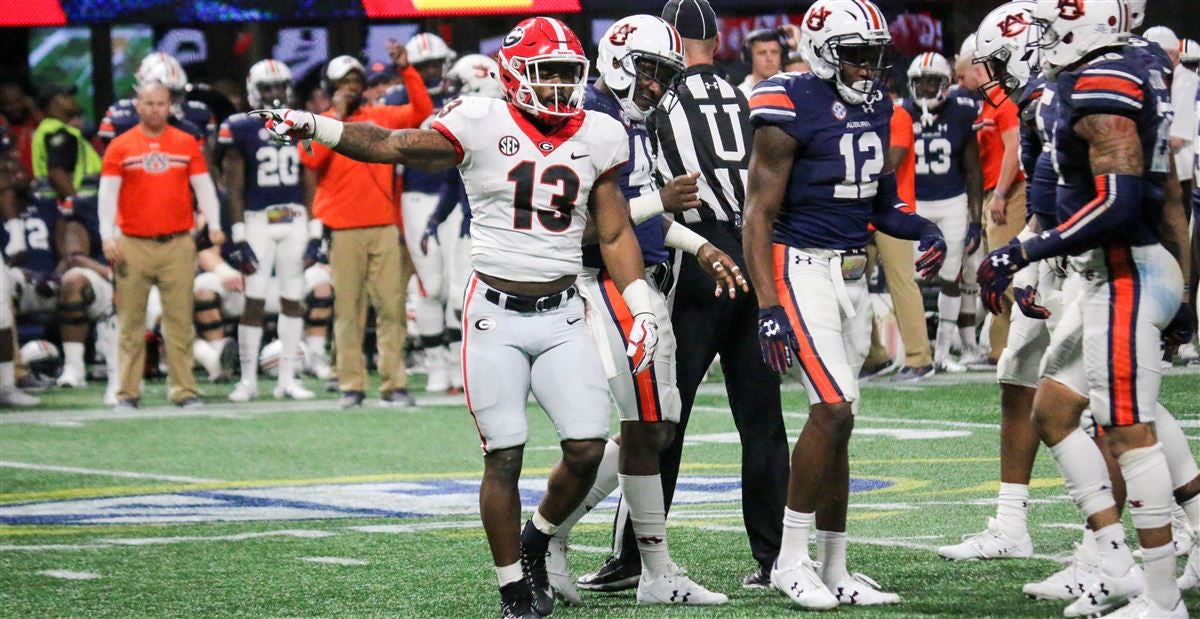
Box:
[299,49,432,409]
[99,82,223,409]
[581,0,789,590]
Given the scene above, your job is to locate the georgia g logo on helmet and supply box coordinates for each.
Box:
[807,5,832,31]
[502,26,525,47]
[1056,0,1085,20]
[999,12,1030,37]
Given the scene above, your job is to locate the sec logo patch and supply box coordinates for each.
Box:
[831,100,847,121]
[498,135,520,156]
[474,317,496,332]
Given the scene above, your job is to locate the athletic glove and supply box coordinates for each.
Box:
[915,226,948,279]
[1162,301,1196,348]
[252,108,316,141]
[964,222,983,256]
[229,241,259,275]
[977,240,1028,315]
[625,313,659,375]
[1013,285,1051,320]
[303,238,326,268]
[758,305,799,374]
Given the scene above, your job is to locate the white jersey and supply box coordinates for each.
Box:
[432,96,628,283]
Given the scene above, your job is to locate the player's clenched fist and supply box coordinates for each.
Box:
[250,109,316,141]
[625,312,659,375]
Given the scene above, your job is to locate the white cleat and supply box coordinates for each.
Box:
[935,358,968,374]
[826,572,901,606]
[1171,508,1194,557]
[1064,565,1144,618]
[637,564,728,605]
[1179,534,1199,590]
[1097,594,1187,618]
[56,367,87,388]
[274,382,315,400]
[0,388,40,407]
[1023,547,1100,601]
[228,381,257,402]
[771,558,839,610]
[103,385,119,406]
[546,537,583,606]
[937,518,1034,560]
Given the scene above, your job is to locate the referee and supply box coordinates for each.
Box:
[579,0,789,590]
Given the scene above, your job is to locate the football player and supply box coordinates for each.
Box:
[254,15,738,618]
[0,126,38,406]
[222,59,313,401]
[743,0,946,608]
[904,51,984,374]
[977,2,1191,615]
[98,53,215,145]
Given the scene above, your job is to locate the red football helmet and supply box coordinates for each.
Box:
[496,16,589,123]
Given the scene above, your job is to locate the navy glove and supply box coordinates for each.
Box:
[1014,285,1051,320]
[915,226,947,279]
[303,238,326,268]
[977,240,1028,315]
[229,241,259,275]
[1163,302,1196,348]
[419,219,439,255]
[964,222,983,256]
[758,306,799,374]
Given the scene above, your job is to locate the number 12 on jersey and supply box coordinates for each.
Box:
[835,131,884,199]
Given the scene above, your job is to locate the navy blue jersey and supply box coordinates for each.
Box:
[384,85,458,196]
[1019,74,1058,228]
[0,198,59,274]
[1018,74,1048,180]
[581,84,668,268]
[749,72,892,250]
[1050,42,1171,249]
[97,98,213,142]
[903,96,977,201]
[217,113,304,211]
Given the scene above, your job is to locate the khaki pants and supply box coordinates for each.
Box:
[115,234,197,403]
[867,232,933,369]
[330,225,407,393]
[984,179,1028,361]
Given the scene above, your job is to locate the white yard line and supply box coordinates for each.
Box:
[36,570,100,580]
[0,460,222,484]
[299,556,368,566]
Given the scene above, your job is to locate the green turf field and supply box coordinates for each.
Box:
[2,370,1198,617]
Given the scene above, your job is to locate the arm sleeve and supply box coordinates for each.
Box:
[1067,63,1147,122]
[98,175,120,240]
[376,66,434,129]
[870,171,937,241]
[1023,173,1143,261]
[190,173,221,232]
[45,130,79,172]
[430,173,465,227]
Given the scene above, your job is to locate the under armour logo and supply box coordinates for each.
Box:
[762,320,781,337]
[791,582,804,594]
[670,590,691,603]
[991,254,1011,266]
[836,587,860,604]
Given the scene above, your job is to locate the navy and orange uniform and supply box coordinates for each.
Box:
[98,98,213,143]
[581,83,668,270]
[1018,74,1059,230]
[217,113,303,210]
[0,199,58,274]
[903,94,978,201]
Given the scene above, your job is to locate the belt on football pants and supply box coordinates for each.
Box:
[484,286,577,313]
[795,247,867,319]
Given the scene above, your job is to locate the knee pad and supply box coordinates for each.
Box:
[57,300,92,325]
[304,292,333,327]
[1118,442,1174,530]
[1049,429,1116,518]
[193,295,222,314]
[194,272,225,297]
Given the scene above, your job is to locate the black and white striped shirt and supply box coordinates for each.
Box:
[650,65,752,226]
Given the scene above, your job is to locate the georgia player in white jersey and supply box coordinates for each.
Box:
[253,16,739,619]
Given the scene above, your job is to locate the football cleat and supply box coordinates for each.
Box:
[338,390,365,409]
[274,382,314,400]
[937,518,1034,560]
[1096,593,1187,618]
[742,566,771,589]
[55,366,86,388]
[520,520,553,616]
[0,388,40,407]
[499,580,538,619]
[228,381,257,402]
[378,388,417,408]
[893,364,935,382]
[827,572,901,606]
[1179,534,1199,590]
[546,537,582,605]
[1063,564,1144,618]
[576,555,640,592]
[771,558,839,610]
[934,357,968,374]
[1023,546,1100,601]
[636,563,728,605]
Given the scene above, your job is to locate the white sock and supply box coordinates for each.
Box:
[815,529,850,584]
[192,339,219,375]
[935,293,961,361]
[532,509,558,536]
[1078,527,1100,564]
[1119,444,1174,533]
[619,473,672,577]
[1093,523,1135,578]
[778,508,814,567]
[1049,429,1117,518]
[1154,404,1200,498]
[554,439,620,541]
[277,315,303,387]
[305,335,327,362]
[496,561,523,587]
[237,324,263,389]
[1141,542,1181,610]
[0,361,13,389]
[995,483,1030,538]
[98,315,119,382]
[62,341,85,376]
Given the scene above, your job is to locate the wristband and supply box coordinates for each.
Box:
[311,115,344,148]
[620,279,654,317]
[308,218,324,240]
[663,222,707,255]
[629,191,664,225]
[231,222,246,243]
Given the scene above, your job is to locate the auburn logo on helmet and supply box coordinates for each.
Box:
[1056,0,1085,20]
[608,23,638,46]
[807,6,832,30]
[999,13,1030,37]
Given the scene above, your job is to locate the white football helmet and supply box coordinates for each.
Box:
[20,339,61,376]
[907,52,952,111]
[1126,0,1146,30]
[1182,38,1200,65]
[446,54,503,99]
[973,1,1040,105]
[406,33,455,68]
[596,14,685,122]
[136,52,188,96]
[1032,0,1129,76]
[799,0,892,106]
[246,59,293,109]
[959,33,978,61]
[259,339,306,379]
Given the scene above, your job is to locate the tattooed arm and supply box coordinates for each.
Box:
[329,124,459,172]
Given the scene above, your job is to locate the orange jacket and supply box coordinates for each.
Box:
[300,66,433,230]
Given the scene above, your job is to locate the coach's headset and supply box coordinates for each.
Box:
[741,27,791,65]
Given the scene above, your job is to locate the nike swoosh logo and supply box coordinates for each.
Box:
[569,153,588,160]
[567,317,583,325]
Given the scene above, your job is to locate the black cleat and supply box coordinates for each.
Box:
[742,566,771,589]
[576,554,641,592]
[520,520,553,616]
[499,580,538,619]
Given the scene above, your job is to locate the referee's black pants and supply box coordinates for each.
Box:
[612,220,789,573]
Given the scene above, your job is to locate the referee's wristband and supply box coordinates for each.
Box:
[312,114,344,148]
[663,221,708,255]
[629,191,664,225]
